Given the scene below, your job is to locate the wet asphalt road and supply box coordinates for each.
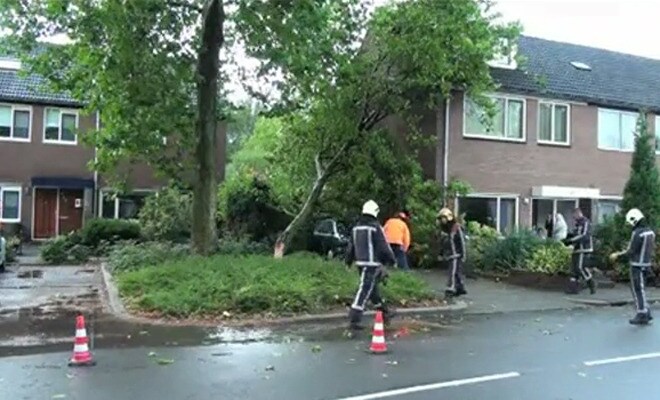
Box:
[1,307,660,400]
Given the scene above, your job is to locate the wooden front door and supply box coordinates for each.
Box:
[33,189,58,239]
[58,189,84,235]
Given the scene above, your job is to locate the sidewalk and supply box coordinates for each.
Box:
[415,269,660,314]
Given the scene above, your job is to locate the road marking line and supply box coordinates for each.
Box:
[584,352,660,367]
[334,372,521,400]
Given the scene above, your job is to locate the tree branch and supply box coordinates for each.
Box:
[167,0,203,13]
[314,153,324,179]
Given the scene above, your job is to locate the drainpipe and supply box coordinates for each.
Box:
[443,97,450,189]
[93,111,100,218]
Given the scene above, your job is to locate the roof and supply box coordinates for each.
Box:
[491,36,660,112]
[0,67,82,107]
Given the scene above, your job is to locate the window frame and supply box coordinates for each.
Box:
[537,101,571,146]
[462,94,527,143]
[455,193,520,233]
[43,107,80,145]
[0,186,22,223]
[0,103,32,143]
[98,189,155,219]
[655,115,660,154]
[597,108,639,152]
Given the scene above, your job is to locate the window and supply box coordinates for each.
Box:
[655,116,660,153]
[100,191,151,219]
[0,186,21,222]
[598,108,638,151]
[597,199,621,223]
[458,195,518,234]
[0,105,30,141]
[44,108,78,144]
[532,198,579,233]
[464,95,525,141]
[538,102,569,145]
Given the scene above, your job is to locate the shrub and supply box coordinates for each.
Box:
[79,219,141,248]
[5,236,21,263]
[41,236,71,264]
[216,236,271,256]
[480,230,543,272]
[139,186,192,242]
[593,214,628,272]
[464,221,500,271]
[108,241,190,272]
[218,171,290,244]
[407,178,443,269]
[115,254,437,317]
[526,241,572,274]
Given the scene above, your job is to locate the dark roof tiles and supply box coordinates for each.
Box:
[0,67,81,107]
[492,36,660,112]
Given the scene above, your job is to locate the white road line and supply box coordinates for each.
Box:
[584,352,660,367]
[334,372,521,400]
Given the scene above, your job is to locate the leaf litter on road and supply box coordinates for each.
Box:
[155,358,175,366]
[311,345,322,353]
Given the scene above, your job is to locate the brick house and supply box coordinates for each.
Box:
[406,36,660,233]
[0,56,226,240]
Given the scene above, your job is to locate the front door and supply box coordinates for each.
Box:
[58,189,84,235]
[33,189,58,239]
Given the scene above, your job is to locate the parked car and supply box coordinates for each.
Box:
[311,218,350,260]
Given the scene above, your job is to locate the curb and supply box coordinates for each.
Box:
[99,262,468,327]
[567,297,660,307]
[100,263,128,316]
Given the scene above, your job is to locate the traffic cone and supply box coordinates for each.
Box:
[369,310,388,354]
[68,314,96,367]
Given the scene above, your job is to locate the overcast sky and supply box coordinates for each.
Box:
[495,0,660,59]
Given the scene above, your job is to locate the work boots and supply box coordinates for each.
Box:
[348,308,365,330]
[565,278,580,295]
[587,279,596,295]
[629,313,652,325]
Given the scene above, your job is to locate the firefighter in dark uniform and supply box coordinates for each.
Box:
[610,208,656,325]
[345,200,397,330]
[565,208,596,295]
[437,208,467,297]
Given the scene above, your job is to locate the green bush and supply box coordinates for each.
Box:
[480,230,543,272]
[526,241,572,274]
[465,221,500,271]
[139,186,192,242]
[5,236,20,263]
[216,236,271,256]
[115,254,437,317]
[41,236,71,264]
[218,171,290,244]
[79,219,141,247]
[593,214,628,273]
[407,178,443,269]
[108,241,190,272]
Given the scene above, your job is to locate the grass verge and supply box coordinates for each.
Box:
[115,253,438,319]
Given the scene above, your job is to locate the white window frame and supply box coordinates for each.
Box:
[537,101,571,146]
[462,94,527,143]
[655,115,660,154]
[98,189,155,219]
[597,108,638,152]
[0,186,22,223]
[455,193,520,233]
[0,104,32,143]
[43,107,80,145]
[596,198,622,223]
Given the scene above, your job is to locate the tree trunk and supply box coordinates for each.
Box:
[192,0,224,255]
[274,172,329,258]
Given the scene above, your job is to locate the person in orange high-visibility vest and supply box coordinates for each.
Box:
[383,210,412,270]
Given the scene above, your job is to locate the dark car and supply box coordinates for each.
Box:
[311,218,350,259]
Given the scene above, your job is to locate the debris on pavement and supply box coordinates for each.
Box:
[155,358,175,366]
[265,365,275,371]
[311,345,322,353]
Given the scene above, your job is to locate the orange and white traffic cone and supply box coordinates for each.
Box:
[369,310,388,354]
[68,314,96,367]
